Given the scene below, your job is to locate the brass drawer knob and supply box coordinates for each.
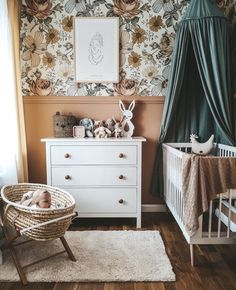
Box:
[119,175,124,180]
[119,199,124,204]
[65,175,71,180]
[119,153,124,158]
[64,153,70,158]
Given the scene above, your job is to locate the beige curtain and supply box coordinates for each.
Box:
[7,0,28,182]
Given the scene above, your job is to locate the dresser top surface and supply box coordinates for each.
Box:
[41,137,146,143]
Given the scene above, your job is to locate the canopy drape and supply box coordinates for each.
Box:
[151,0,235,196]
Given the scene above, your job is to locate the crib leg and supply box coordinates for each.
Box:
[60,236,76,262]
[190,244,195,267]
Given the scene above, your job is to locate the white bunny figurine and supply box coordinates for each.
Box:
[119,100,135,137]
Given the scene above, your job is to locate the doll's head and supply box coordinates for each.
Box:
[35,190,52,208]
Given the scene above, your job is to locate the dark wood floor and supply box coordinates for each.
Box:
[1,213,236,290]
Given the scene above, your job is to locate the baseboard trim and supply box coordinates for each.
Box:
[141,204,167,213]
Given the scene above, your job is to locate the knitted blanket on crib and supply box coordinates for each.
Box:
[182,153,236,236]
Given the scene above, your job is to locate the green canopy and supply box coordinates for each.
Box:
[151,0,235,196]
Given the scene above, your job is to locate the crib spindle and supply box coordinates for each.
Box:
[227,189,232,238]
[208,200,213,238]
[217,195,223,238]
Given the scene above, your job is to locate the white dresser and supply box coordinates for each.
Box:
[41,137,146,227]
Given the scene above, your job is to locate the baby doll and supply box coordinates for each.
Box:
[20,189,52,209]
[35,190,52,208]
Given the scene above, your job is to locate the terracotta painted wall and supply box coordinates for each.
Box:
[24,96,164,204]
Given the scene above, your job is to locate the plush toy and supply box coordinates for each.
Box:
[112,117,123,138]
[190,134,214,155]
[79,118,94,137]
[53,112,77,137]
[105,118,116,133]
[94,120,106,130]
[94,120,112,138]
[94,126,112,138]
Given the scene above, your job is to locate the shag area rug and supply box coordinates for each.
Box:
[0,231,175,282]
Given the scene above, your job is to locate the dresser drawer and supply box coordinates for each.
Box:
[50,145,137,165]
[51,166,137,186]
[67,188,137,213]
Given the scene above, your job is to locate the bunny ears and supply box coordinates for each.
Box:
[119,100,135,112]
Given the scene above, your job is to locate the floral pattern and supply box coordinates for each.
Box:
[149,16,164,32]
[22,31,47,67]
[113,79,138,96]
[128,52,141,68]
[45,28,60,44]
[120,30,133,66]
[61,16,73,32]
[42,52,56,68]
[20,0,236,97]
[132,28,146,44]
[151,65,170,96]
[25,0,53,20]
[30,78,53,95]
[112,0,140,19]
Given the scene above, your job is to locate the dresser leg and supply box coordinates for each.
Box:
[136,216,141,228]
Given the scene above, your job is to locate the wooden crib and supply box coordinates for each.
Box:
[163,143,236,266]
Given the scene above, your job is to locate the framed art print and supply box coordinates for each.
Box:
[74,17,119,83]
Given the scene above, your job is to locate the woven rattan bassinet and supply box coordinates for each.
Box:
[0,183,77,285]
[1,183,76,241]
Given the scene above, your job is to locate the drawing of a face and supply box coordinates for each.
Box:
[88,32,104,65]
[90,39,100,54]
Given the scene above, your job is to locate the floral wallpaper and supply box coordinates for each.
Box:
[20,0,236,97]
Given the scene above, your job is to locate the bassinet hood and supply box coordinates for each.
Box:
[182,0,225,20]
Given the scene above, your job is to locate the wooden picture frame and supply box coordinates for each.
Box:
[73,126,85,138]
[74,17,119,83]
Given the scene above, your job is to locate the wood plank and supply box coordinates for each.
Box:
[77,283,104,290]
[164,283,176,290]
[53,282,79,290]
[134,282,165,290]
[0,282,55,290]
[104,282,134,290]
[1,213,236,290]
